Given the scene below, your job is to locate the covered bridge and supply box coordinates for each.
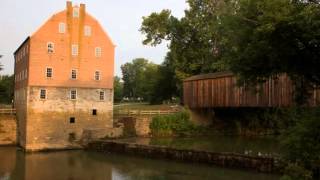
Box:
[183,72,320,108]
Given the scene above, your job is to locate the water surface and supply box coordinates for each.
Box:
[0,147,279,180]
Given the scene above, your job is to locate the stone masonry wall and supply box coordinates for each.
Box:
[0,115,17,145]
[24,86,114,151]
[87,140,282,173]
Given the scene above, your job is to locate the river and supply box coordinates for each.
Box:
[0,147,279,180]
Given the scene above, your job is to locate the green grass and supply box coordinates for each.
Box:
[114,103,180,111]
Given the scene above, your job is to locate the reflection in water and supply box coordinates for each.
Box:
[0,147,279,180]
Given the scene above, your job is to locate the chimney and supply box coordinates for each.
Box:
[66,1,72,10]
[80,3,86,15]
[66,1,72,16]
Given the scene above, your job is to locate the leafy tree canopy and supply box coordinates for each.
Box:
[141,0,320,103]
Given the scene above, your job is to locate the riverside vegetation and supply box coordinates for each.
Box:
[149,108,320,179]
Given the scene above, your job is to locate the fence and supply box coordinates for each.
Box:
[0,109,16,115]
[114,109,179,116]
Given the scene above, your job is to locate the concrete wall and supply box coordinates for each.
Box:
[23,86,113,151]
[0,115,17,145]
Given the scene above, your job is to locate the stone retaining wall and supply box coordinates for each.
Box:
[86,140,282,173]
[0,115,17,146]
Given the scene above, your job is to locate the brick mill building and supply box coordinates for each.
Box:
[13,2,115,151]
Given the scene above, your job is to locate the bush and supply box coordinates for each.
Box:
[281,107,320,179]
[280,163,312,180]
[150,109,200,136]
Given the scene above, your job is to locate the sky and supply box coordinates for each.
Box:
[0,0,188,76]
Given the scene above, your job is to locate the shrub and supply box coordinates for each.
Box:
[281,107,320,179]
[150,109,199,136]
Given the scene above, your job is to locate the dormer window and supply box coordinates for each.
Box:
[84,26,91,36]
[95,47,101,57]
[72,44,78,56]
[59,22,66,33]
[73,7,79,18]
[47,42,54,53]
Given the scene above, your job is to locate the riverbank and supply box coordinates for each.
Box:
[86,139,283,173]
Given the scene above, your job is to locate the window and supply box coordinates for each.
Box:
[84,25,91,36]
[99,91,105,101]
[69,117,75,123]
[47,42,54,53]
[95,47,101,57]
[94,71,100,81]
[72,44,78,56]
[46,68,53,78]
[92,109,97,116]
[40,89,46,99]
[70,89,77,100]
[71,69,77,80]
[59,22,66,33]
[73,7,79,17]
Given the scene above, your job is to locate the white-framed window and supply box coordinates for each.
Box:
[70,89,77,100]
[47,42,54,53]
[71,69,77,80]
[99,91,105,101]
[40,89,46,99]
[72,44,78,56]
[59,22,66,33]
[95,47,101,57]
[46,67,53,78]
[84,25,91,36]
[73,7,79,18]
[94,71,100,81]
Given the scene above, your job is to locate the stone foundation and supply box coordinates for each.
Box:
[118,116,152,137]
[17,86,115,151]
[86,140,282,173]
[0,115,17,146]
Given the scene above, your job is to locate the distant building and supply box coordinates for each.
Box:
[14,2,115,151]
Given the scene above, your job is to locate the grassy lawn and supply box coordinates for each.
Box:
[114,103,180,111]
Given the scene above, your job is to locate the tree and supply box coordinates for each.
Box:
[0,55,3,71]
[113,76,123,103]
[141,0,232,96]
[121,58,159,102]
[222,0,320,104]
[0,75,14,104]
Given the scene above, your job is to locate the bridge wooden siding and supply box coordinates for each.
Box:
[183,72,320,108]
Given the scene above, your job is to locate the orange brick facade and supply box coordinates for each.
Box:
[14,2,116,151]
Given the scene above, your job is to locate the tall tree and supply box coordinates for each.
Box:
[113,76,123,103]
[0,55,3,71]
[0,75,14,104]
[141,0,320,104]
[121,58,159,102]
